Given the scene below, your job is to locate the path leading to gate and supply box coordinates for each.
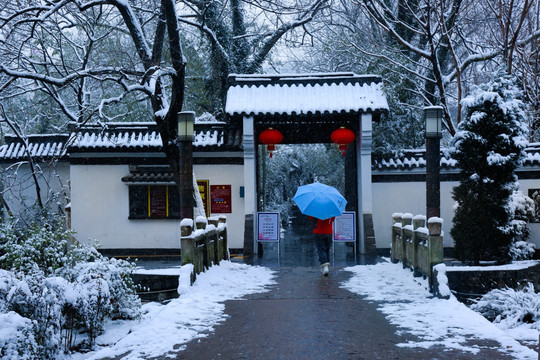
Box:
[173,265,512,360]
[170,226,512,360]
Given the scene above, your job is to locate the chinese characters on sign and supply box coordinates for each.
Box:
[333,212,356,242]
[197,180,210,218]
[257,212,280,242]
[149,186,168,218]
[210,185,232,213]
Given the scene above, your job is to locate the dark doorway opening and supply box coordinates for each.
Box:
[256,143,358,266]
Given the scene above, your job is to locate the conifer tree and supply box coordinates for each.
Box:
[451,73,529,264]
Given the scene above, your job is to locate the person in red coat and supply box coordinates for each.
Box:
[310,216,335,276]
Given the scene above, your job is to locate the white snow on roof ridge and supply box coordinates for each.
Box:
[226,80,388,115]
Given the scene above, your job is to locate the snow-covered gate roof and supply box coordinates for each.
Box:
[225,73,389,116]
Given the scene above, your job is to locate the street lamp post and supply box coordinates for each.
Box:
[178,111,195,219]
[424,106,443,220]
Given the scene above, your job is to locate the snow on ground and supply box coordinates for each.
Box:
[341,259,538,360]
[69,261,276,360]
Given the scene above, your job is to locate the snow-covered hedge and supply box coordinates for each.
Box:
[0,219,141,358]
[471,283,540,330]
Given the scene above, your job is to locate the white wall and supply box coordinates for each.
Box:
[194,164,245,249]
[372,176,540,251]
[70,164,181,249]
[1,161,70,218]
[70,163,245,250]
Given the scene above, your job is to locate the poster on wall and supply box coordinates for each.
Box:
[197,180,210,218]
[210,185,232,213]
[333,211,356,242]
[257,212,280,242]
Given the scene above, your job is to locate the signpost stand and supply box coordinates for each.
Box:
[257,212,280,263]
[332,211,357,262]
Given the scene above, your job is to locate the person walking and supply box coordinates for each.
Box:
[311,216,335,276]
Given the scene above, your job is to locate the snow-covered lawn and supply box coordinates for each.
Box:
[341,259,539,360]
[68,261,276,360]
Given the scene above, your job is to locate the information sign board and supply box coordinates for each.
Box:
[257,212,280,242]
[210,185,232,213]
[333,211,356,242]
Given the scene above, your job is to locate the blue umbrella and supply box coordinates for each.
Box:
[293,182,347,220]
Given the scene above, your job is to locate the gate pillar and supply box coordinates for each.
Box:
[242,116,258,255]
[358,113,377,254]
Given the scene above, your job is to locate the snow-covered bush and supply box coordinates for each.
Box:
[0,217,141,356]
[507,190,536,260]
[471,283,540,330]
[58,254,141,321]
[6,267,66,359]
[0,311,38,360]
[510,241,536,261]
[0,220,72,275]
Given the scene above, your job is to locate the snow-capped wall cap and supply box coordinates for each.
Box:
[392,212,403,217]
[225,73,389,116]
[180,219,194,228]
[374,144,540,172]
[428,217,444,224]
[415,227,429,235]
[403,224,414,231]
[67,121,242,153]
[195,216,207,224]
[205,224,216,232]
[402,213,414,219]
[413,215,426,220]
[0,134,69,162]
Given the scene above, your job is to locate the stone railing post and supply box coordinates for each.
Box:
[180,219,194,266]
[427,217,444,290]
[401,213,413,267]
[208,217,220,264]
[412,215,426,276]
[391,213,402,263]
[218,215,228,261]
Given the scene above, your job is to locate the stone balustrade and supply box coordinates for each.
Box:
[391,213,443,293]
[180,215,229,284]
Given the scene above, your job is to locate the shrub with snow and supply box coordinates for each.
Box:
[0,217,141,357]
[471,283,540,330]
[0,311,38,360]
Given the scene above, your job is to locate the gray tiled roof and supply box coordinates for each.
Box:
[0,134,69,161]
[373,145,540,171]
[68,122,243,153]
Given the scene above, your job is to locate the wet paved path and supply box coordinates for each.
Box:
[171,227,514,360]
[173,266,512,360]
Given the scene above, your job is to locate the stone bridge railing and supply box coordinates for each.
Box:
[391,213,444,293]
[180,215,229,284]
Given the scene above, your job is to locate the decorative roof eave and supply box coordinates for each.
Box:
[68,122,243,153]
[226,108,388,117]
[0,134,70,162]
[373,144,540,172]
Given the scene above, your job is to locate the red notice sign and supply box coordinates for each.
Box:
[210,185,232,213]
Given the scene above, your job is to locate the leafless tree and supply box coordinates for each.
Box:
[0,0,326,207]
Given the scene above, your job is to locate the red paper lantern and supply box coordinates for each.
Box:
[331,127,355,156]
[259,128,284,158]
